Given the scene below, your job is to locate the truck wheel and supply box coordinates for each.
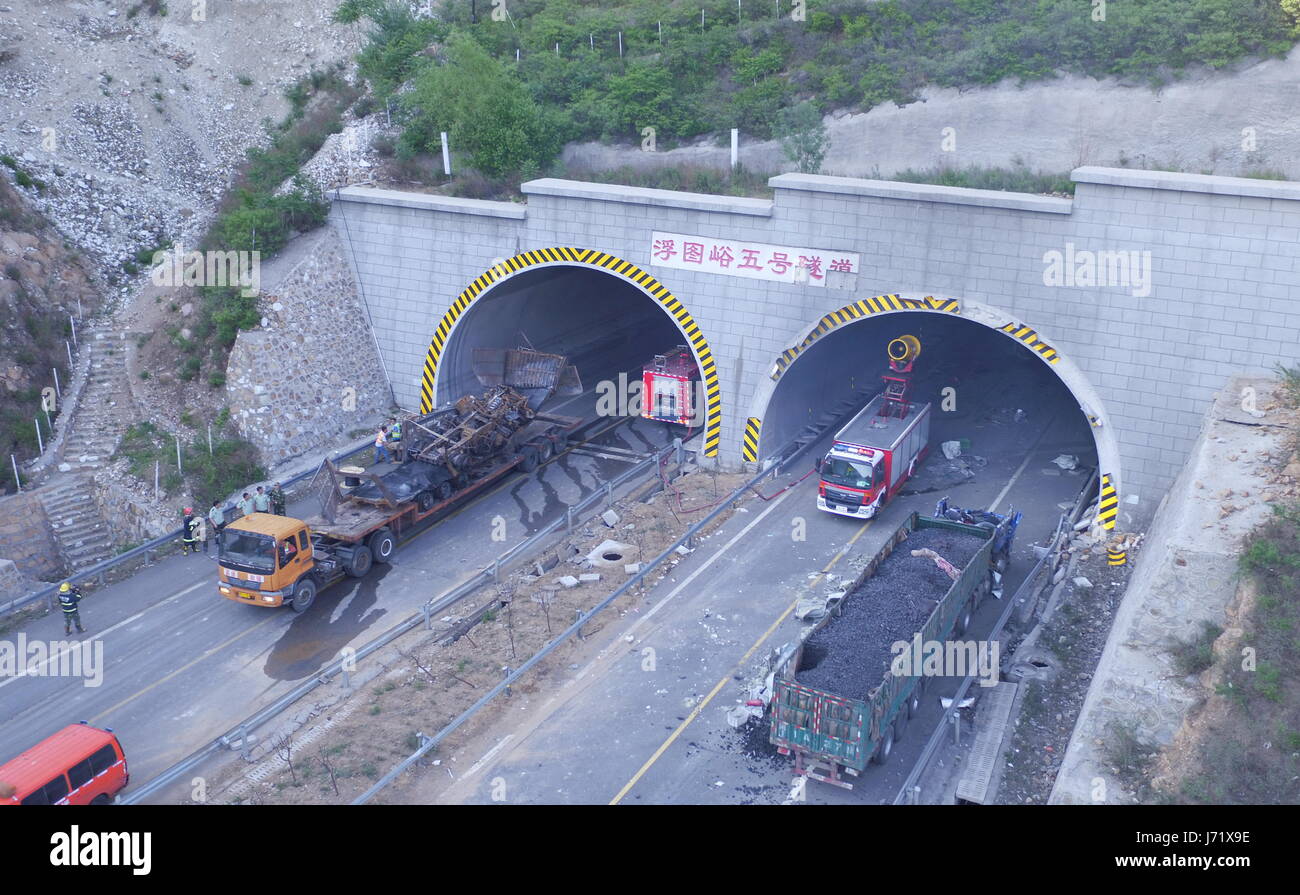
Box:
[893,710,908,741]
[368,529,395,564]
[873,724,895,765]
[535,439,554,462]
[907,678,925,718]
[345,545,373,578]
[290,578,317,613]
[553,433,569,454]
[519,446,539,472]
[90,794,113,805]
[435,480,454,501]
[993,552,1009,574]
[955,600,973,636]
[416,491,435,512]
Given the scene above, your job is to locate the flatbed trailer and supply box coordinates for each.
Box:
[218,409,582,612]
[768,510,1017,788]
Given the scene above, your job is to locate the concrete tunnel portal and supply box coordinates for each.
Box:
[750,305,1114,522]
[421,250,723,454]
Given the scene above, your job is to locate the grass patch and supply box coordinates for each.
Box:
[1169,620,1224,677]
[892,162,1075,195]
[114,419,266,507]
[1276,363,1300,408]
[1170,503,1300,803]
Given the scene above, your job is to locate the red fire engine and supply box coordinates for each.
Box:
[642,346,702,432]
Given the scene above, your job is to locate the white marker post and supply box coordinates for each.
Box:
[176,436,183,477]
[440,131,451,176]
[34,418,43,455]
[52,367,61,400]
[10,455,20,492]
[731,128,739,170]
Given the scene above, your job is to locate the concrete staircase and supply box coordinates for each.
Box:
[36,474,114,572]
[58,329,134,471]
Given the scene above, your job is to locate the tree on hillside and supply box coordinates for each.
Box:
[776,102,828,175]
[399,32,566,180]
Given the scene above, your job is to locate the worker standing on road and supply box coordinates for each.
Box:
[374,425,391,465]
[270,482,286,515]
[180,507,200,555]
[388,417,404,463]
[207,500,225,554]
[237,491,255,518]
[253,486,271,514]
[57,582,86,635]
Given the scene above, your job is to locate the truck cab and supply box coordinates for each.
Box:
[218,513,315,609]
[818,447,888,517]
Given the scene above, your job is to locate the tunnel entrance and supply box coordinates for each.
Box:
[751,298,1116,527]
[420,249,722,455]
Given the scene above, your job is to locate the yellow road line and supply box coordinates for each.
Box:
[91,613,281,724]
[609,517,876,805]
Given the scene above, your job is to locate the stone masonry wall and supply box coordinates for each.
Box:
[225,227,392,464]
[0,490,63,581]
[332,168,1300,515]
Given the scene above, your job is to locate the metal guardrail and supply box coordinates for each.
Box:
[891,466,1100,804]
[2,438,374,618]
[351,442,803,804]
[120,431,705,804]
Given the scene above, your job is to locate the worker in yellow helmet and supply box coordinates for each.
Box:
[58,582,86,635]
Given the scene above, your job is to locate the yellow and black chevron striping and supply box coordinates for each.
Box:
[999,322,1061,365]
[741,417,762,462]
[770,294,960,380]
[419,247,723,456]
[1097,473,1118,530]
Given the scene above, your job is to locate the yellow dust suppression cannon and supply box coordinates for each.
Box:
[887,334,921,370]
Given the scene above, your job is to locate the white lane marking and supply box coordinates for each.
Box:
[0,580,208,690]
[466,734,515,779]
[570,482,798,686]
[987,415,1056,514]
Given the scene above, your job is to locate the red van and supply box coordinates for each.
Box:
[0,722,129,805]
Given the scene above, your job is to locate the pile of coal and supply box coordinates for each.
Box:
[795,527,984,698]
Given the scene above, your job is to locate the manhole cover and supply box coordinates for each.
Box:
[602,552,623,562]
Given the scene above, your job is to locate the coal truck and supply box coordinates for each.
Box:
[768,505,1020,788]
[217,348,582,613]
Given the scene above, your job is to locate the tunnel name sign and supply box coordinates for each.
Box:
[650,231,859,288]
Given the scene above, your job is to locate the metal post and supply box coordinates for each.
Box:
[341,668,351,690]
[565,506,574,532]
[516,48,520,62]
[574,608,585,640]
[589,33,593,50]
[77,298,82,320]
[34,418,43,454]
[207,424,213,456]
[491,559,500,583]
[43,406,52,434]
[731,128,739,170]
[175,436,183,476]
[604,481,613,506]
[618,31,623,56]
[422,604,432,630]
[52,367,61,400]
[69,315,77,348]
[658,21,662,43]
[951,710,961,746]
[10,454,20,492]
[502,666,513,697]
[239,725,251,761]
[440,131,451,176]
[66,341,73,368]
[154,460,159,499]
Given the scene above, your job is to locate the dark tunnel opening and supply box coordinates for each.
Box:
[758,312,1100,474]
[436,265,693,409]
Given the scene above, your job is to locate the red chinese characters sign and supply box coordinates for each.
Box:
[649,231,859,288]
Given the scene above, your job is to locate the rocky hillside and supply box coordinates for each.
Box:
[0,173,100,491]
[0,0,363,292]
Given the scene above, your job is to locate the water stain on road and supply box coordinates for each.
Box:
[262,565,391,681]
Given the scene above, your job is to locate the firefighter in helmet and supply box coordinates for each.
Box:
[58,582,86,635]
[180,506,201,555]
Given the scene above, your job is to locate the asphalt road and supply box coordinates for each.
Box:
[0,388,675,782]
[418,366,1099,805]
